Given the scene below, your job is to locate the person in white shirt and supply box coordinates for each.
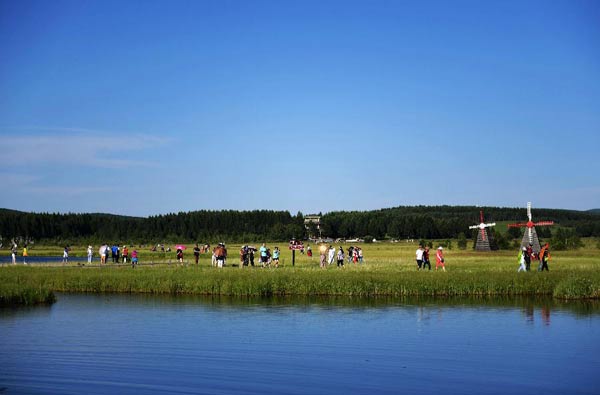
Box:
[415,245,424,270]
[327,245,335,265]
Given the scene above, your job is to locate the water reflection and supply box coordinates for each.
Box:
[1,293,599,395]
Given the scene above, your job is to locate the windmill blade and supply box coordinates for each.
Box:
[534,221,554,226]
[528,227,533,243]
[481,228,486,241]
[507,222,528,228]
[484,222,496,227]
[469,225,479,229]
[527,202,532,221]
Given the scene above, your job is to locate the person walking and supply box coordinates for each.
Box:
[215,242,227,268]
[111,244,119,263]
[358,248,364,264]
[525,243,533,271]
[131,249,138,268]
[273,247,280,268]
[539,243,551,271]
[415,245,424,270]
[63,246,69,265]
[122,245,129,264]
[435,246,446,271]
[422,247,431,270]
[22,244,28,265]
[176,248,184,264]
[11,242,17,265]
[518,247,527,272]
[319,244,327,268]
[337,247,345,268]
[193,243,201,265]
[99,244,107,265]
[327,245,336,265]
[260,243,268,267]
[87,245,93,264]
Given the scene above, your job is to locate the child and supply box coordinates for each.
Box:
[131,249,138,268]
[518,247,527,272]
[177,248,184,264]
[23,244,28,265]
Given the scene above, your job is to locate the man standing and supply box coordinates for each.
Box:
[259,243,268,267]
[415,245,424,270]
[193,243,200,265]
[111,244,119,263]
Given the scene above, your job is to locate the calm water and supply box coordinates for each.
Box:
[1,295,599,395]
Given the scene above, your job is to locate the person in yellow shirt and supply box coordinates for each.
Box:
[23,244,28,265]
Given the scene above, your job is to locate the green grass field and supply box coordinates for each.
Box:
[2,240,599,305]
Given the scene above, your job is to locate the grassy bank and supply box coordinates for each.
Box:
[0,282,56,307]
[2,242,599,301]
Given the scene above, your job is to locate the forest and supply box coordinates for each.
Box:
[1,206,599,245]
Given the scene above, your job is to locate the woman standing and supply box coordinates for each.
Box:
[435,247,446,271]
[87,245,93,264]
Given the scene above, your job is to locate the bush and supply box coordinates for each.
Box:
[551,228,583,250]
[457,233,467,250]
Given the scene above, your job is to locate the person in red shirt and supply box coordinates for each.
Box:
[122,246,129,264]
[436,247,446,271]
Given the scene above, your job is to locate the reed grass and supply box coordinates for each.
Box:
[2,242,599,301]
[0,282,56,306]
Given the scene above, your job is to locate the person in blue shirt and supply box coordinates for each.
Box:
[111,244,119,263]
[273,247,280,268]
[259,243,268,267]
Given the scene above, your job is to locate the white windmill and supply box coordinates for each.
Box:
[507,202,554,253]
[469,210,497,251]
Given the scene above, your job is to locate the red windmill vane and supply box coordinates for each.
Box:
[469,210,497,251]
[507,202,554,253]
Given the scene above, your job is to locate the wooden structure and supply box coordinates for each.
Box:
[469,210,497,251]
[507,202,554,253]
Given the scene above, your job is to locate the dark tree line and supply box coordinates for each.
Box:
[0,209,304,244]
[1,205,599,244]
[320,206,600,239]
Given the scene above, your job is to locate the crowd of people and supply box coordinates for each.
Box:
[5,240,556,273]
[517,242,551,272]
[415,245,446,271]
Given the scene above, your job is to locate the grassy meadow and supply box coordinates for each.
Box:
[2,239,600,305]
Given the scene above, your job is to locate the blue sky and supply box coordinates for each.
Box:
[1,0,599,216]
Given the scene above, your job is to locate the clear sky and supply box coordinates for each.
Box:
[1,0,599,216]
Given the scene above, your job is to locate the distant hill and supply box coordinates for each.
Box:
[587,209,600,215]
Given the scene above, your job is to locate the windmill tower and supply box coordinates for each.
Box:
[507,202,554,253]
[469,210,497,251]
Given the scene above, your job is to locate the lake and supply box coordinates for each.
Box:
[1,294,599,394]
